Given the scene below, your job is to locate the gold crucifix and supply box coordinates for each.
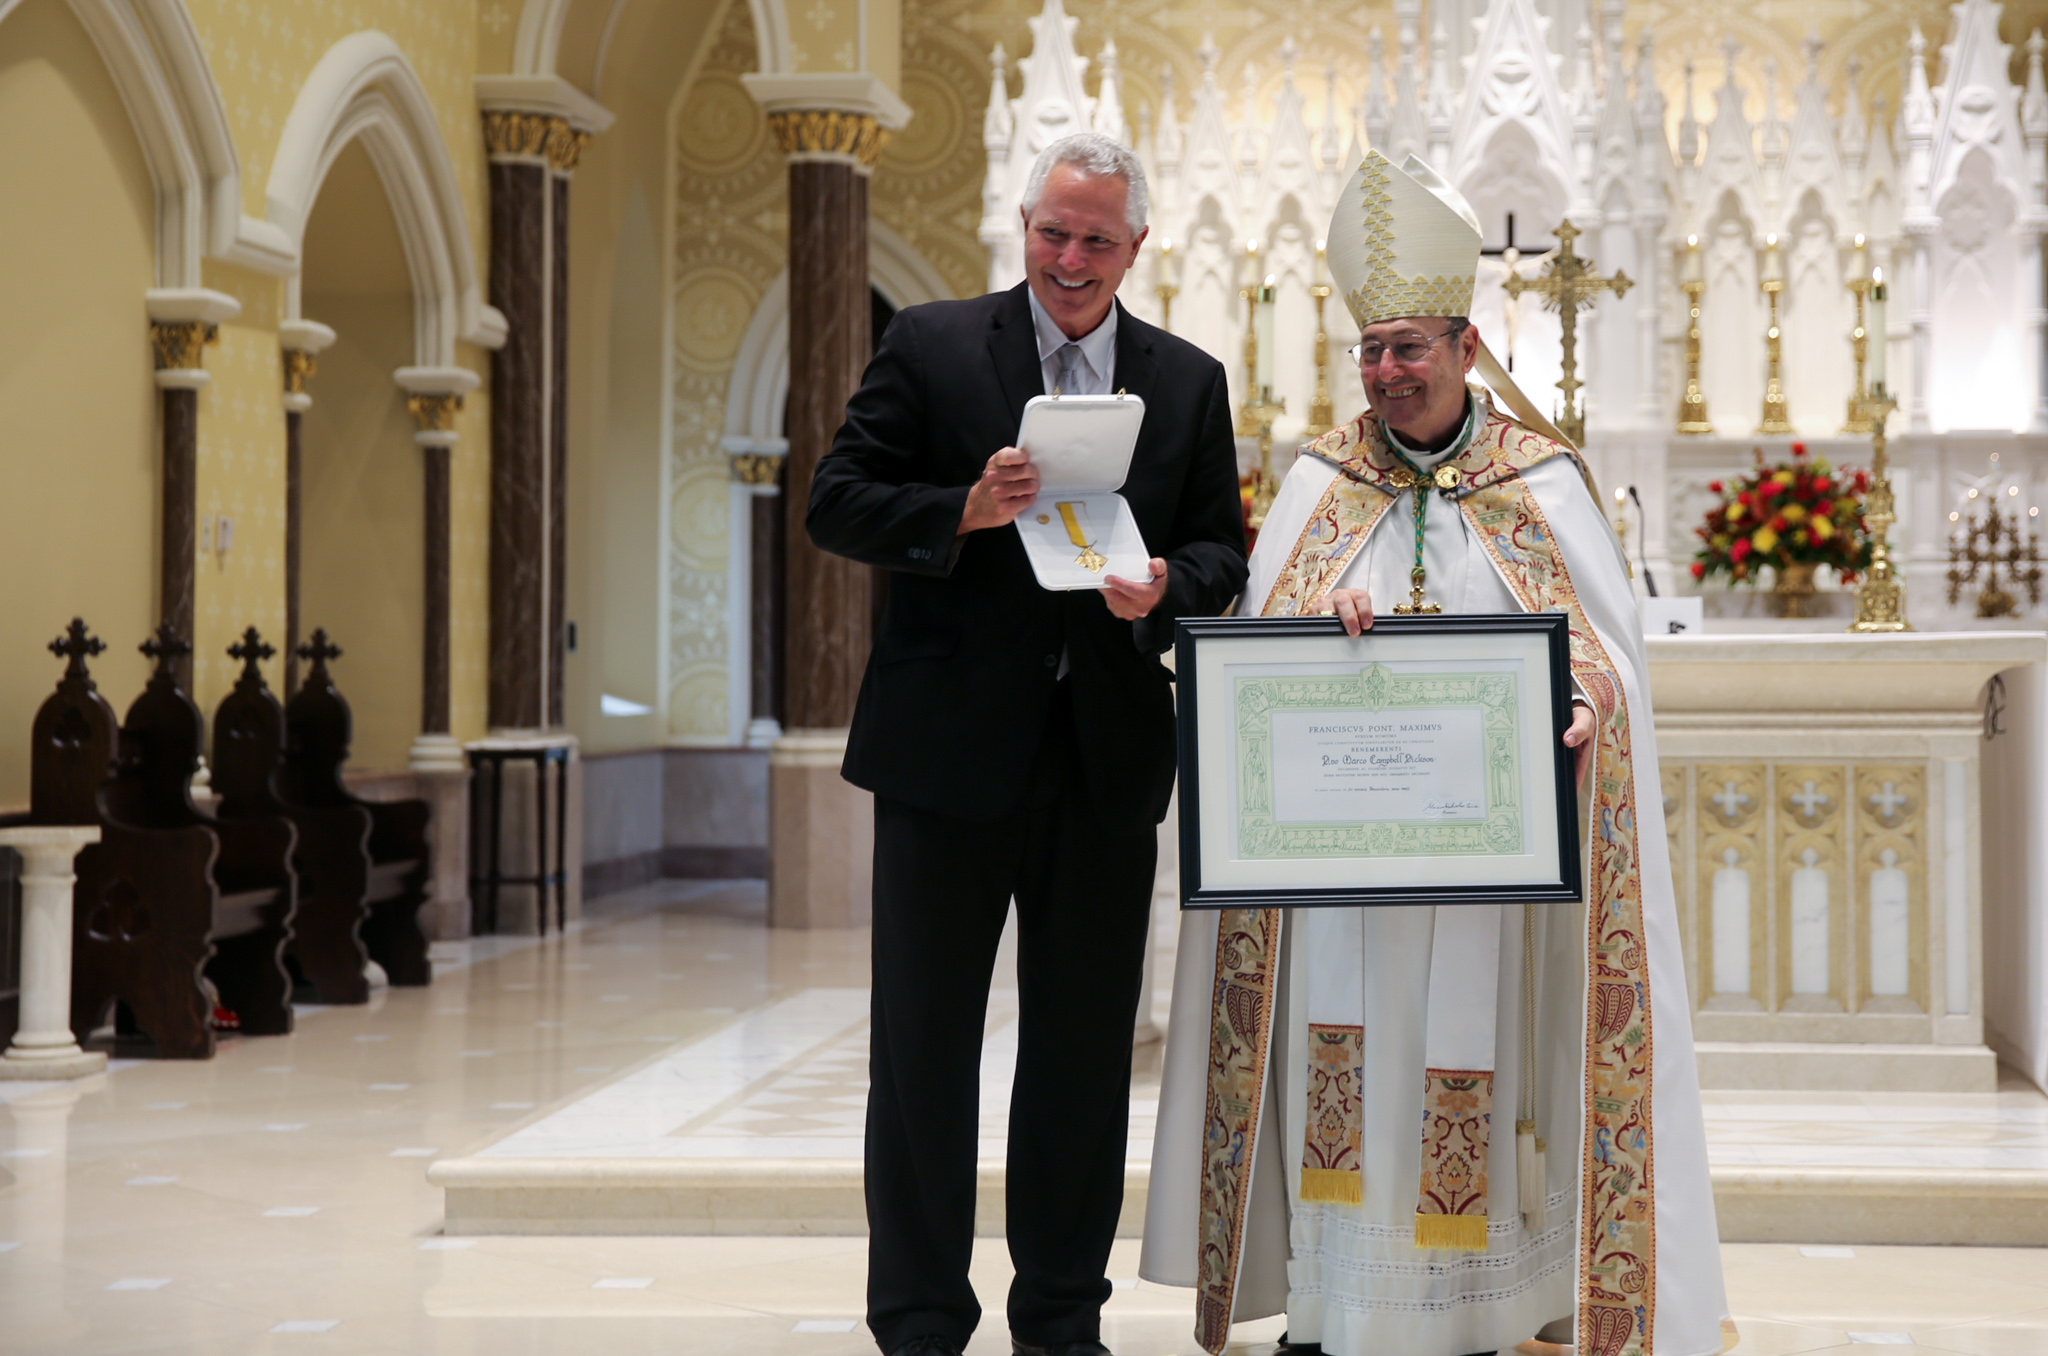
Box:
[1500,219,1632,448]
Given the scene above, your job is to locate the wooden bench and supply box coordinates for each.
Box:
[31,621,297,1058]
[211,627,375,1005]
[282,631,432,989]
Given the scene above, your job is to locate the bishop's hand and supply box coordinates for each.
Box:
[1563,703,1596,787]
[958,446,1040,534]
[1314,587,1375,637]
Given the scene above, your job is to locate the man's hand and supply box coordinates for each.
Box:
[1103,559,1169,620]
[1312,588,1375,637]
[958,446,1040,534]
[1563,703,1597,787]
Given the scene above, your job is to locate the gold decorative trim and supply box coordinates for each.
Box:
[484,110,556,161]
[283,348,318,395]
[406,393,464,434]
[765,110,891,169]
[150,321,217,372]
[1344,155,1476,325]
[729,452,785,486]
[545,121,591,173]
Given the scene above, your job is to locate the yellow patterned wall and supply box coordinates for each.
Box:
[193,261,287,717]
[667,5,787,740]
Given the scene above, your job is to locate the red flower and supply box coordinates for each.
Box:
[1792,441,1808,457]
[1708,480,1724,494]
[1731,538,1752,563]
[1691,561,1706,579]
[1815,499,1834,517]
[1770,515,1788,533]
[1813,476,1833,494]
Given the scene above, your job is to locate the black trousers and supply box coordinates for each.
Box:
[864,690,1159,1354]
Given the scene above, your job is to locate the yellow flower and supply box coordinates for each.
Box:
[1753,526,1780,553]
[1727,502,1746,523]
[1780,503,1808,524]
[1773,470,1795,485]
[1810,515,1834,541]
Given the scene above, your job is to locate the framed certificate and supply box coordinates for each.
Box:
[1175,613,1581,910]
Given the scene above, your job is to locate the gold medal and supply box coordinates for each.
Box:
[1056,501,1106,573]
[1434,464,1460,490]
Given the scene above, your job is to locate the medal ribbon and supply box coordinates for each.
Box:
[1056,501,1106,573]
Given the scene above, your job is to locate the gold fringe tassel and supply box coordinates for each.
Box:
[1413,1212,1489,1252]
[1300,1168,1363,1205]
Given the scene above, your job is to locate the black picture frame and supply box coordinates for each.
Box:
[1175,612,1582,910]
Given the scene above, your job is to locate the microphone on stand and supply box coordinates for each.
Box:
[1627,485,1659,596]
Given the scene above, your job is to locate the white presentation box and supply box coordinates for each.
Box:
[1012,392,1151,590]
[1640,596,1704,636]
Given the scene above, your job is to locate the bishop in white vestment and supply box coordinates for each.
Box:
[1140,152,1734,1356]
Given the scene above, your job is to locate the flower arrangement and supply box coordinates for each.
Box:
[1691,443,1872,587]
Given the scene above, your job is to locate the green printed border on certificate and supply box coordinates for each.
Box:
[1174,612,1581,911]
[1233,663,1523,860]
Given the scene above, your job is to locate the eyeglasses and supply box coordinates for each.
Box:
[1349,329,1460,368]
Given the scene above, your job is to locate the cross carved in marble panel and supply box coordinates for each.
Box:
[1869,781,1910,821]
[1712,781,1752,820]
[1790,780,1832,819]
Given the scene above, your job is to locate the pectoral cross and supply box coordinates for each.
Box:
[1392,568,1442,615]
[1500,219,1631,448]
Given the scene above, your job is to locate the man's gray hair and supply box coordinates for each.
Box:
[1020,132,1149,236]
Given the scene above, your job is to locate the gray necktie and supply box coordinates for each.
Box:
[1055,342,1086,395]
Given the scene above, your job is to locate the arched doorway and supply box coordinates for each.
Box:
[297,140,423,772]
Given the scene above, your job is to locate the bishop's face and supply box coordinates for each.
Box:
[1357,316,1480,451]
[1021,164,1147,339]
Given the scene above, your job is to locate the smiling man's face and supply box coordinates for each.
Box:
[1021,163,1147,339]
[1357,316,1480,450]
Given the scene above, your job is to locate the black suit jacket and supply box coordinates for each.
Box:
[808,284,1247,831]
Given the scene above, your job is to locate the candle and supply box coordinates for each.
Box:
[1255,273,1277,394]
[1869,266,1888,393]
[1158,236,1175,286]
[1852,232,1869,282]
[1684,234,1703,286]
[1762,233,1783,285]
[1315,237,1327,285]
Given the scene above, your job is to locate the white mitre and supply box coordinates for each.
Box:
[1325,149,1583,451]
[1326,150,1483,328]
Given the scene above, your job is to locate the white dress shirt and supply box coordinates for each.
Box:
[1027,287,1118,395]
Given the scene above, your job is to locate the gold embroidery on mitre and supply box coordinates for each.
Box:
[1331,151,1482,328]
[1346,274,1478,328]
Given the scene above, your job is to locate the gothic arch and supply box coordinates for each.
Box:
[0,0,277,283]
[265,31,504,364]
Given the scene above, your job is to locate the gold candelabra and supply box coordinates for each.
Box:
[1849,381,1911,633]
[1237,279,1286,530]
[1677,236,1714,434]
[1305,282,1334,437]
[1947,492,2043,618]
[1757,235,1794,435]
[1155,238,1178,333]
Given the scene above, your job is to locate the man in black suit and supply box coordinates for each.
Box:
[807,133,1247,1356]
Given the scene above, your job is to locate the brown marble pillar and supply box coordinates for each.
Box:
[148,321,213,689]
[762,109,893,929]
[483,112,589,734]
[732,449,788,746]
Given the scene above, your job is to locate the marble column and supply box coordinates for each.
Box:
[278,320,336,697]
[730,444,788,749]
[145,288,238,687]
[747,88,906,929]
[396,368,478,941]
[0,827,104,1079]
[482,110,591,735]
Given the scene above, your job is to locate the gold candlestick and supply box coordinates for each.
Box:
[1236,280,1262,438]
[1245,398,1286,530]
[1849,379,1911,632]
[1156,237,1178,334]
[1236,267,1286,530]
[1947,492,2043,618]
[1306,282,1334,437]
[1757,235,1794,435]
[1677,236,1714,434]
[1842,233,1873,434]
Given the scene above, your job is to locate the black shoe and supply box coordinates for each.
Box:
[1011,1340,1111,1356]
[1275,1334,1324,1356]
[890,1338,964,1356]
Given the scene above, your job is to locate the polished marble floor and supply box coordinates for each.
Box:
[3,880,2046,1355]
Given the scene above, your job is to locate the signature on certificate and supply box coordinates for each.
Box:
[1422,798,1481,818]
